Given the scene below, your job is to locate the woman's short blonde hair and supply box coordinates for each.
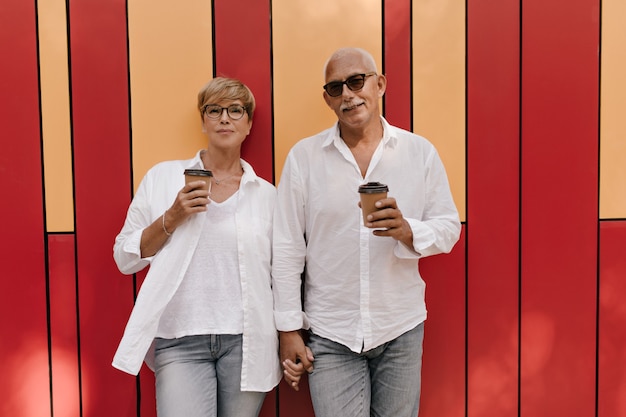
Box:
[197,77,256,120]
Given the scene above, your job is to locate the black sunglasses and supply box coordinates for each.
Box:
[323,72,377,97]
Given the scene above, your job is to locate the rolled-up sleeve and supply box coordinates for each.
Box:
[113,174,155,275]
[271,152,309,331]
[396,146,461,259]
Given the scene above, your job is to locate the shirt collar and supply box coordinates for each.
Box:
[322,116,398,149]
[185,150,206,169]
[186,150,259,186]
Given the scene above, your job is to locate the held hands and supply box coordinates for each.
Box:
[279,331,315,392]
[359,197,414,247]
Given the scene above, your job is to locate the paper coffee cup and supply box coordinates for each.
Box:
[358,182,389,225]
[184,169,213,191]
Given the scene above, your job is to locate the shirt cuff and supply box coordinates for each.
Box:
[274,310,309,332]
[123,229,144,257]
[398,218,436,258]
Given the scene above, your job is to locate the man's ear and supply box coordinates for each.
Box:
[377,74,387,98]
[323,91,332,107]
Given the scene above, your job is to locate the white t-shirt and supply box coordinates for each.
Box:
[157,191,243,337]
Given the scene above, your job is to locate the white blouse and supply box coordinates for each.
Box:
[112,151,280,392]
[157,192,243,338]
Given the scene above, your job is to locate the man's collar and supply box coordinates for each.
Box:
[323,117,397,148]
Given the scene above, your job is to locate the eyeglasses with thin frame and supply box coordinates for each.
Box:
[202,104,248,120]
[323,72,377,97]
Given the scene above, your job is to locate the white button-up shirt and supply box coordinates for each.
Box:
[112,151,280,392]
[272,118,461,353]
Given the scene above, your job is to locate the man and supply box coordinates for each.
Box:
[272,47,461,417]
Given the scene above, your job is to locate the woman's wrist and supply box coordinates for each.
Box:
[162,209,173,236]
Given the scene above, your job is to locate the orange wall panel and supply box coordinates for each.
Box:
[600,0,626,219]
[128,0,213,190]
[413,0,466,221]
[38,0,74,232]
[271,0,383,185]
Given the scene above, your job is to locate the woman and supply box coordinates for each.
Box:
[112,77,280,417]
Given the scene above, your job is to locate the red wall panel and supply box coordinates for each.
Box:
[68,0,137,415]
[0,1,50,416]
[48,234,80,416]
[132,269,157,416]
[420,229,467,417]
[383,0,412,131]
[520,0,599,415]
[139,357,157,415]
[213,0,274,184]
[467,1,521,416]
[277,376,315,417]
[213,2,280,415]
[598,221,626,417]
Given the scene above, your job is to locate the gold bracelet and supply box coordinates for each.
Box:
[162,209,173,236]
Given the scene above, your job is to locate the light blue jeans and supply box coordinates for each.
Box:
[308,323,424,417]
[153,334,266,417]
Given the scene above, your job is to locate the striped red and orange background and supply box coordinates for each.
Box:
[1,0,625,416]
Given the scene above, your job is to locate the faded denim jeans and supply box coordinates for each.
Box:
[154,334,265,417]
[308,323,424,417]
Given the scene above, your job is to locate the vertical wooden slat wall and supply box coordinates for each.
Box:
[2,1,624,417]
